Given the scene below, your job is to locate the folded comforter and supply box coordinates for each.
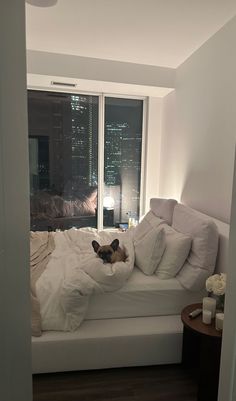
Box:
[34,228,134,333]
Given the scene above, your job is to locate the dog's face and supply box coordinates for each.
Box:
[92,239,120,263]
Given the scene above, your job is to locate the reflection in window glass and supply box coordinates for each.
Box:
[104,97,143,227]
[28,90,98,231]
[29,136,50,192]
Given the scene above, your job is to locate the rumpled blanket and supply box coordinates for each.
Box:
[30,231,55,336]
[33,227,134,334]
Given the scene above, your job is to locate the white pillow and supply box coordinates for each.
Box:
[134,226,166,275]
[150,198,177,225]
[172,204,219,291]
[155,225,192,279]
[132,210,166,242]
[172,204,219,271]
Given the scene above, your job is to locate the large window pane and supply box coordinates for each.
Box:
[28,90,98,231]
[104,97,143,227]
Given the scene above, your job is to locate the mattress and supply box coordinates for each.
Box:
[85,267,206,320]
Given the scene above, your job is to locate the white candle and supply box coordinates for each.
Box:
[202,297,216,318]
[202,309,212,324]
[215,313,224,331]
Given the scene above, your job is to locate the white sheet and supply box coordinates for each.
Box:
[36,228,134,332]
[85,267,206,320]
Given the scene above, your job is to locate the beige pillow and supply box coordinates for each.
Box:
[134,226,166,275]
[155,225,192,279]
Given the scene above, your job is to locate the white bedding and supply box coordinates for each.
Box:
[85,267,206,320]
[36,228,134,332]
[31,199,227,374]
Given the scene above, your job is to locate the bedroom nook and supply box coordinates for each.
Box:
[1,2,236,401]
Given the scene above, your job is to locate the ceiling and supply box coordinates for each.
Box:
[26,0,236,69]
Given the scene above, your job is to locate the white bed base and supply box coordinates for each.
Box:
[32,210,229,374]
[32,315,183,373]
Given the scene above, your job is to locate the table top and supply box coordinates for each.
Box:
[181,303,222,338]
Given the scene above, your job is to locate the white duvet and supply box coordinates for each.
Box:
[36,228,134,331]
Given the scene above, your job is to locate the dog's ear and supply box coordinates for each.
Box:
[92,240,100,253]
[110,239,119,251]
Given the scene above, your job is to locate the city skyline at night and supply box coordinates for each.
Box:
[28,91,143,229]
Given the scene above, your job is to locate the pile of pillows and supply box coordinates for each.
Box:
[132,209,192,279]
[131,199,219,291]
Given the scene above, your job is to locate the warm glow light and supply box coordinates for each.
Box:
[103,196,115,209]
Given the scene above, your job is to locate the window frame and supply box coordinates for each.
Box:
[27,87,147,230]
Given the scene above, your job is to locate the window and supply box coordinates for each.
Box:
[28,90,144,231]
[104,97,143,227]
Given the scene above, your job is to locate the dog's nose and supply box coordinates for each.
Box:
[101,253,111,263]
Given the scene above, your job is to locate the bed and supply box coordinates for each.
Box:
[31,198,229,374]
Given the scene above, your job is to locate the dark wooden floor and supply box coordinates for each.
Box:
[33,364,198,401]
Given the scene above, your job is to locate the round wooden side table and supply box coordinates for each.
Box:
[181,303,222,401]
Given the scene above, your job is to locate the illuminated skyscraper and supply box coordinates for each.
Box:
[70,95,98,188]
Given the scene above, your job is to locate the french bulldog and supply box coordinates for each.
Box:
[92,238,126,263]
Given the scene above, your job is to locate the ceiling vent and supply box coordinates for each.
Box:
[51,81,77,88]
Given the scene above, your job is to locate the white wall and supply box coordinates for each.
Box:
[27,50,176,90]
[0,2,32,400]
[159,16,236,223]
[218,150,236,401]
